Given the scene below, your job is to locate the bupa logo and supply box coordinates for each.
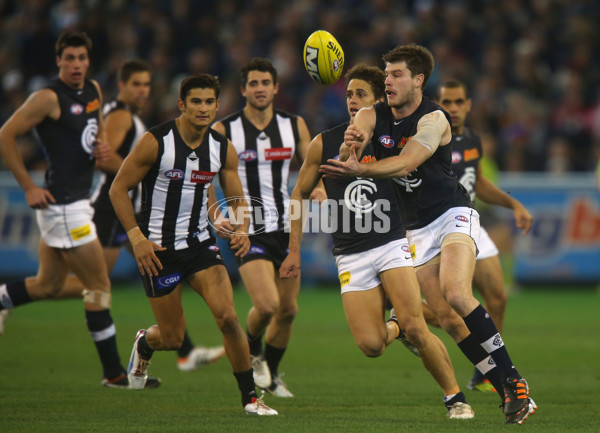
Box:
[379,135,394,148]
[305,46,322,84]
[239,149,257,162]
[455,215,469,223]
[70,103,84,115]
[165,169,184,180]
[156,273,182,290]
[452,151,462,164]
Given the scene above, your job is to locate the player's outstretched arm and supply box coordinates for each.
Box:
[219,140,250,257]
[110,132,165,276]
[280,134,323,279]
[0,89,59,209]
[95,106,132,174]
[475,165,533,235]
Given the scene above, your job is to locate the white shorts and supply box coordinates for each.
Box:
[36,199,97,248]
[477,226,499,260]
[335,238,413,294]
[406,207,480,267]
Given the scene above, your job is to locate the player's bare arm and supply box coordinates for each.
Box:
[339,106,376,161]
[207,184,234,239]
[218,140,250,257]
[95,108,131,174]
[294,116,312,162]
[110,132,165,276]
[210,120,226,136]
[0,89,59,209]
[280,134,323,279]
[90,80,111,165]
[475,164,533,235]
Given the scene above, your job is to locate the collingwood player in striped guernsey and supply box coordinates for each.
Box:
[321,45,536,424]
[280,64,474,419]
[110,73,277,415]
[428,80,532,392]
[212,58,312,397]
[0,31,143,388]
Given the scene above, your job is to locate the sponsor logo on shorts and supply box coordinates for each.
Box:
[165,169,184,180]
[249,245,265,255]
[401,245,411,254]
[70,104,84,115]
[455,215,469,223]
[70,224,92,241]
[379,135,394,148]
[339,271,351,287]
[238,150,257,162]
[156,273,182,290]
[409,244,417,259]
[451,151,462,164]
[208,244,220,252]
[191,170,216,184]
[265,147,293,161]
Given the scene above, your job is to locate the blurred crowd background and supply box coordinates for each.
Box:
[1,0,599,175]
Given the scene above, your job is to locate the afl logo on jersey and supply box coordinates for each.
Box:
[452,151,462,164]
[164,169,184,180]
[238,150,257,162]
[70,104,84,115]
[379,135,394,148]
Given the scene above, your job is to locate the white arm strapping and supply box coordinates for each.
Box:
[411,110,451,153]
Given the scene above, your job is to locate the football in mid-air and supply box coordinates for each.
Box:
[303,30,344,85]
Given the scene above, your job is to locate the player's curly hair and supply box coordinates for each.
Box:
[345,64,386,101]
[382,44,434,90]
[180,73,221,101]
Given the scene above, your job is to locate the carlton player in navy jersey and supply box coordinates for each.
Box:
[430,80,532,392]
[280,64,474,419]
[321,45,536,424]
[110,73,277,415]
[0,32,152,389]
[212,58,312,397]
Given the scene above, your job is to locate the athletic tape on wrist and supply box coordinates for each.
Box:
[127,227,146,247]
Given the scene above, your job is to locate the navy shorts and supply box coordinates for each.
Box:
[235,230,289,269]
[141,240,224,298]
[93,210,128,248]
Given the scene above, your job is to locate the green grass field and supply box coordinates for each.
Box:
[1,285,599,432]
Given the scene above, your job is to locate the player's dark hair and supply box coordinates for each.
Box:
[438,79,469,98]
[382,44,434,90]
[345,64,386,101]
[240,57,278,87]
[180,73,221,101]
[118,59,151,84]
[55,31,92,57]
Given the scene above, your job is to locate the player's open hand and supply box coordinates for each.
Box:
[92,139,111,163]
[25,185,56,209]
[343,124,364,152]
[319,144,362,178]
[212,217,235,240]
[280,251,301,279]
[133,239,166,277]
[230,229,250,257]
[513,202,533,236]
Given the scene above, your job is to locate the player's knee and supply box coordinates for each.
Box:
[443,285,472,315]
[485,290,507,312]
[403,321,427,349]
[83,289,111,309]
[275,302,298,324]
[254,298,279,320]
[358,338,385,358]
[214,308,242,336]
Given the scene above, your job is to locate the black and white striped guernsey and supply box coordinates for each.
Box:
[91,100,146,214]
[138,120,228,250]
[218,109,300,234]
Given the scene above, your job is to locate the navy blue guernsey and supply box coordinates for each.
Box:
[138,120,227,251]
[371,98,472,230]
[35,78,101,204]
[450,128,482,202]
[91,100,145,214]
[322,122,405,256]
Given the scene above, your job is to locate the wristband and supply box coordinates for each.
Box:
[127,227,147,247]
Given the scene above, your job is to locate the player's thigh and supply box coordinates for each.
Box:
[380,267,423,326]
[188,264,236,318]
[62,239,110,291]
[147,284,186,335]
[416,263,451,315]
[239,259,278,305]
[439,241,476,296]
[34,238,70,289]
[102,246,122,273]
[473,255,505,300]
[342,285,387,345]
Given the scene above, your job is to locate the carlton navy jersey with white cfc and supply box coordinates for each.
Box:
[91,100,146,214]
[138,120,227,250]
[35,78,101,204]
[450,128,482,202]
[322,122,405,256]
[371,98,472,230]
[218,109,300,234]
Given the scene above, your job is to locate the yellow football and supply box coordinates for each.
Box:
[303,30,344,85]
